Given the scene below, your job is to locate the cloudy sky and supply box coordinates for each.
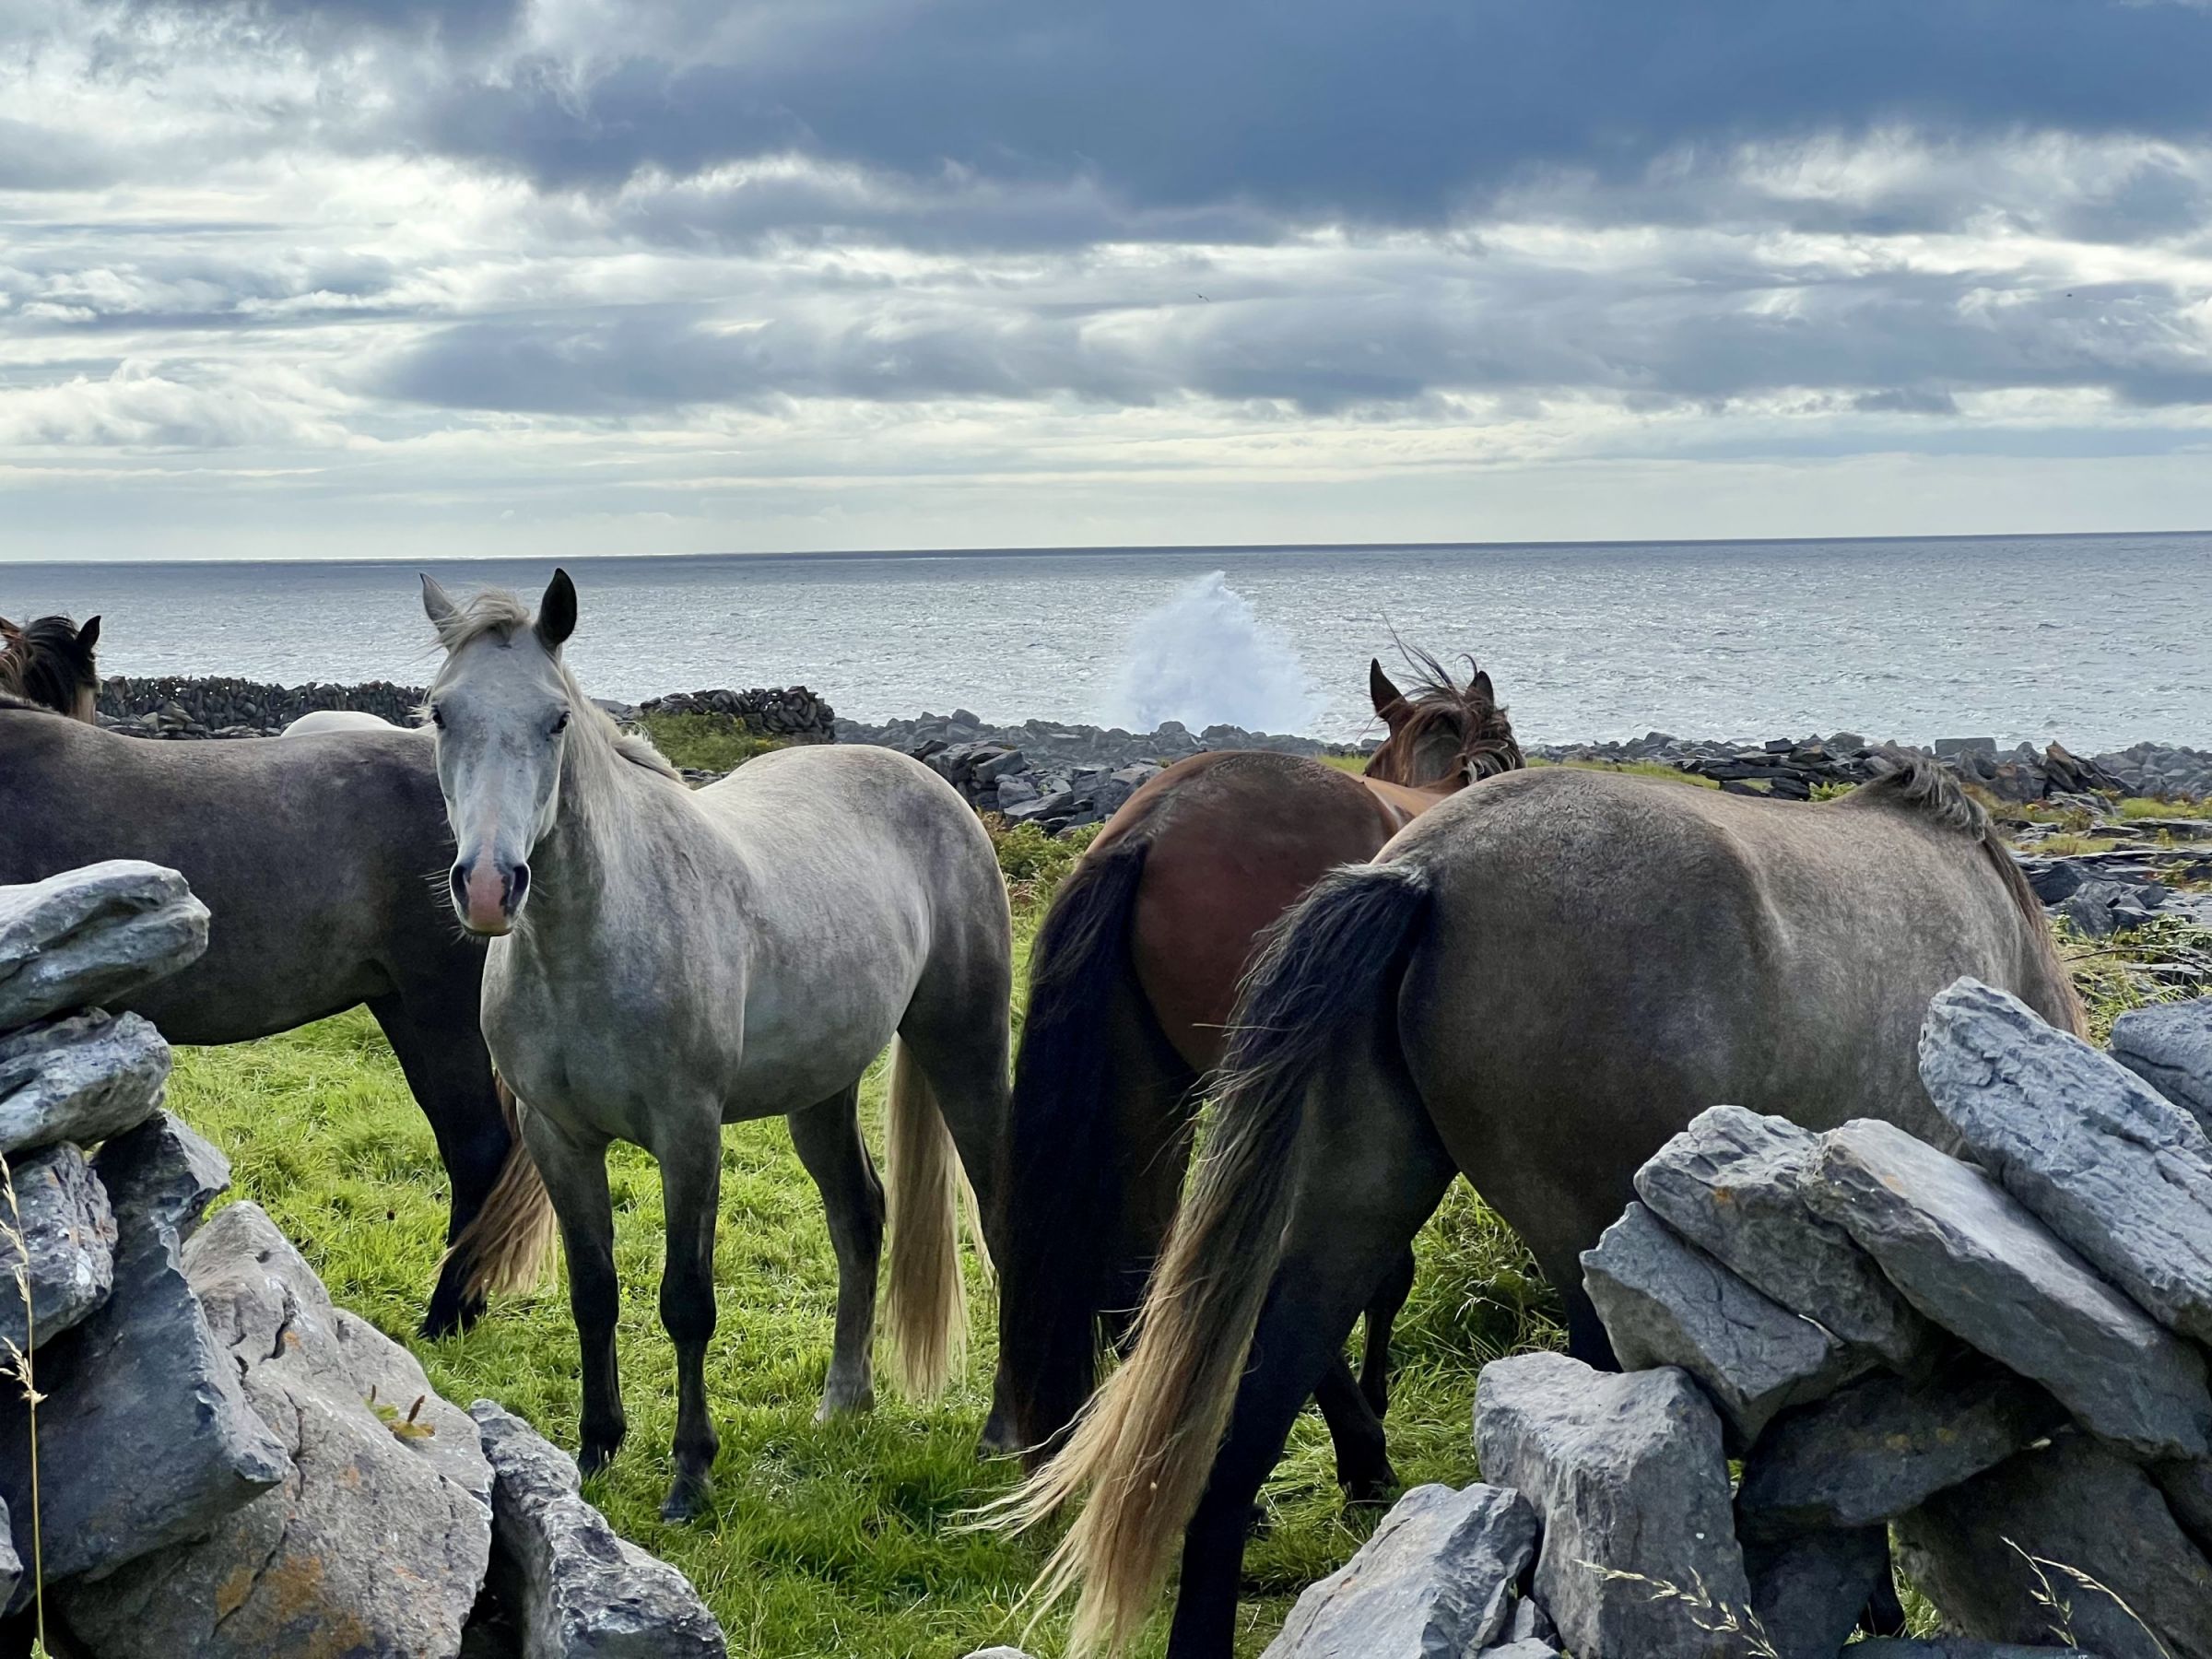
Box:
[6,0,2212,559]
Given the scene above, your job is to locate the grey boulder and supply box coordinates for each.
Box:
[2112,995,2212,1134]
[0,1009,171,1156]
[1474,1352,1750,1659]
[1260,1482,1537,1658]
[1921,977,2212,1346]
[1742,1527,1888,1659]
[0,861,209,1031]
[64,1202,492,1659]
[1633,1104,1933,1370]
[470,1399,725,1658]
[1807,1117,2212,1460]
[0,1139,115,1352]
[1581,1203,1862,1444]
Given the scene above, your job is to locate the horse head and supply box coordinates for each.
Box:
[1362,650,1522,789]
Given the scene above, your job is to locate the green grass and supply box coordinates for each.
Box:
[637,712,791,772]
[2119,794,2212,820]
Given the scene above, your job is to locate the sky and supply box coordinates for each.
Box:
[6,1,2212,559]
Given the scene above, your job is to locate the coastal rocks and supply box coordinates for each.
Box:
[1474,1353,1749,1659]
[0,861,209,1031]
[0,1140,115,1352]
[1259,1482,1537,1659]
[2112,996,2212,1133]
[635,686,835,742]
[100,673,431,737]
[470,1400,726,1658]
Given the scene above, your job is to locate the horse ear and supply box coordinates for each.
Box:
[1371,658,1408,724]
[0,617,18,646]
[76,616,100,655]
[1471,668,1493,704]
[535,569,578,652]
[420,574,459,637]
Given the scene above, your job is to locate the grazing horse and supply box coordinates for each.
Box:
[0,693,545,1336]
[419,570,1014,1519]
[283,709,402,736]
[0,614,100,721]
[1000,655,1521,1502]
[1009,756,2084,1658]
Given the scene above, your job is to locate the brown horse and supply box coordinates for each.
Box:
[0,614,101,721]
[997,653,1521,1498]
[1010,756,2086,1657]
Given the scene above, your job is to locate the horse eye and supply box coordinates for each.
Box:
[552,710,571,735]
[429,704,445,729]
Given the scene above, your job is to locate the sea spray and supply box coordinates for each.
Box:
[1107,571,1324,735]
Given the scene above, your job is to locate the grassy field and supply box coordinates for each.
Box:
[152,735,2207,1658]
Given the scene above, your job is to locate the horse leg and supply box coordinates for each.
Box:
[519,1110,626,1477]
[367,994,510,1337]
[1358,1246,1418,1419]
[788,1085,883,1420]
[654,1117,724,1521]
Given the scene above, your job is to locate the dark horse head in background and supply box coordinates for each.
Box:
[0,614,102,722]
[1361,648,1522,789]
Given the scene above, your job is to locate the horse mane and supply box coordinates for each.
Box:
[1367,646,1523,783]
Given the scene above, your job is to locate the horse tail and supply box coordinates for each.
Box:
[1003,860,1432,1653]
[443,1076,559,1300]
[884,1034,976,1397]
[1000,835,1154,1457]
[1842,748,2088,1037]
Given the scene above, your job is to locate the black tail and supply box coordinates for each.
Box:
[1000,836,1156,1458]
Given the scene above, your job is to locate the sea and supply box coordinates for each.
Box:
[4,534,2208,752]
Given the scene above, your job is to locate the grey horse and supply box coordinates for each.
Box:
[419,570,1013,1519]
[0,693,545,1334]
[1009,756,2084,1658]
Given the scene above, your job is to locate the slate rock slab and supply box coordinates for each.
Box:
[0,1112,287,1609]
[0,1009,170,1156]
[1633,1104,1934,1370]
[1807,1117,2212,1459]
[0,861,209,1032]
[1582,1203,1863,1444]
[0,1139,114,1353]
[1898,1433,2212,1659]
[1743,1526,1888,1659]
[64,1203,492,1659]
[2112,995,2212,1134]
[1474,1352,1750,1659]
[1260,1482,1537,1658]
[470,1400,725,1658]
[1922,977,2212,1346]
[1736,1359,2068,1540]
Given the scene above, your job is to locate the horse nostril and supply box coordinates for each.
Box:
[509,862,531,912]
[449,865,469,911]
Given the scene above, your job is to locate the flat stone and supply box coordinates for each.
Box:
[0,1117,287,1608]
[1632,1105,1934,1370]
[1806,1118,2212,1460]
[1260,1482,1537,1658]
[1743,1527,1888,1659]
[1922,978,2212,1346]
[0,861,209,1031]
[64,1203,491,1659]
[2112,996,2212,1136]
[1898,1433,2212,1659]
[0,1009,170,1155]
[0,1140,114,1353]
[1475,1352,1750,1659]
[1736,1358,2068,1540]
[1581,1204,1864,1444]
[470,1400,725,1658]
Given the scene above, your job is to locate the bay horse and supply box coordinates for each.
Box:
[0,693,546,1336]
[999,655,1521,1502]
[419,570,1014,1520]
[0,614,100,720]
[1008,756,2085,1657]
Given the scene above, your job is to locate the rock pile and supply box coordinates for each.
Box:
[0,862,725,1658]
[636,686,836,742]
[1243,978,2212,1659]
[97,675,429,738]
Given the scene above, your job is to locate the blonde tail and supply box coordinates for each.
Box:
[883,1037,971,1396]
[443,1077,559,1300]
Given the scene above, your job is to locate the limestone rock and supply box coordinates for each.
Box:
[1736,1359,2067,1540]
[91,1110,231,1244]
[1742,1527,1888,1659]
[0,1140,114,1353]
[1897,1433,2212,1659]
[1922,978,2212,1345]
[1633,1104,1934,1370]
[1474,1352,1750,1659]
[2112,995,2212,1134]
[0,1010,170,1156]
[1260,1482,1537,1658]
[63,1203,491,1659]
[0,861,209,1032]
[1500,1595,1556,1645]
[1807,1118,2212,1460]
[470,1400,725,1658]
[1583,1203,1864,1444]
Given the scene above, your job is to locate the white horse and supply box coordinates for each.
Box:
[281,709,404,736]
[419,570,1013,1518]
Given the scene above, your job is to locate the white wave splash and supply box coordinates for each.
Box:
[1107,571,1324,734]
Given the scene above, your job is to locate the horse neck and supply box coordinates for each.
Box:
[519,728,658,941]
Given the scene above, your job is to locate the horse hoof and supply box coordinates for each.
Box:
[577,1438,622,1479]
[417,1295,484,1341]
[973,1406,1021,1460]
[661,1475,712,1523]
[813,1385,875,1422]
